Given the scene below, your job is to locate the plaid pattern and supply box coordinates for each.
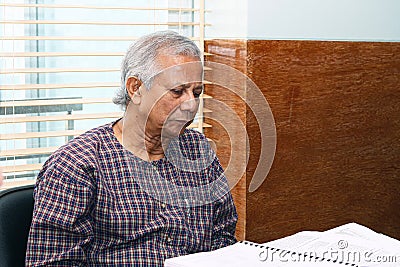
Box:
[26,121,237,266]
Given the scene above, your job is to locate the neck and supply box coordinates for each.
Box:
[113,117,171,162]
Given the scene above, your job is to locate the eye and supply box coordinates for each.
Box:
[193,86,203,98]
[169,88,184,96]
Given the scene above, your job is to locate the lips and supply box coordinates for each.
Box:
[167,114,195,123]
[165,118,193,128]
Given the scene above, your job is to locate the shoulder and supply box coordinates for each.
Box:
[54,122,113,160]
[37,122,117,183]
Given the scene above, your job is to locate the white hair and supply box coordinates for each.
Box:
[113,30,201,109]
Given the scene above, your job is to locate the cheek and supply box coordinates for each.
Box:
[149,98,178,121]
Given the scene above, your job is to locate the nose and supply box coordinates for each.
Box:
[180,91,199,113]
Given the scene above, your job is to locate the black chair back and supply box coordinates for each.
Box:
[0,184,35,267]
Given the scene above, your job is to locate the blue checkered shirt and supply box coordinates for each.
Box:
[26,121,238,266]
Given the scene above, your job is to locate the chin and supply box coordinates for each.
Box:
[163,120,192,138]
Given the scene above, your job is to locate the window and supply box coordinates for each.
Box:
[0,0,209,188]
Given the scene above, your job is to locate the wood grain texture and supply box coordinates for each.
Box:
[246,40,400,242]
[205,39,400,243]
[204,40,248,240]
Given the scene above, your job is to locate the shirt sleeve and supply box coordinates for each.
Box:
[208,157,238,250]
[25,152,96,267]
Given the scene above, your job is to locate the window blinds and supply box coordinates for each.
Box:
[0,0,210,188]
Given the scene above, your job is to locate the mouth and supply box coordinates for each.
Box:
[163,118,194,133]
[168,114,195,123]
[175,119,191,123]
[166,119,191,126]
[163,111,196,133]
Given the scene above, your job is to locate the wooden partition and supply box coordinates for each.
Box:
[204,40,248,241]
[204,40,400,242]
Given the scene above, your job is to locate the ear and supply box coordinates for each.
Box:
[126,76,143,105]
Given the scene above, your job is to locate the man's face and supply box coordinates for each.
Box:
[140,55,203,138]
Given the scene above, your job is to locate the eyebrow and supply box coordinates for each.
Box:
[173,83,203,90]
[175,84,191,89]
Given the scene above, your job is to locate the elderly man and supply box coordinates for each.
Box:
[26,31,237,266]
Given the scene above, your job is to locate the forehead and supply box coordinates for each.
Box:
[154,55,203,88]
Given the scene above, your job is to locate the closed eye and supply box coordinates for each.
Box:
[193,86,203,98]
[169,88,184,96]
[169,84,203,98]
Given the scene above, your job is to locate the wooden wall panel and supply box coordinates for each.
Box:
[246,40,400,242]
[204,40,248,240]
[205,40,400,243]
